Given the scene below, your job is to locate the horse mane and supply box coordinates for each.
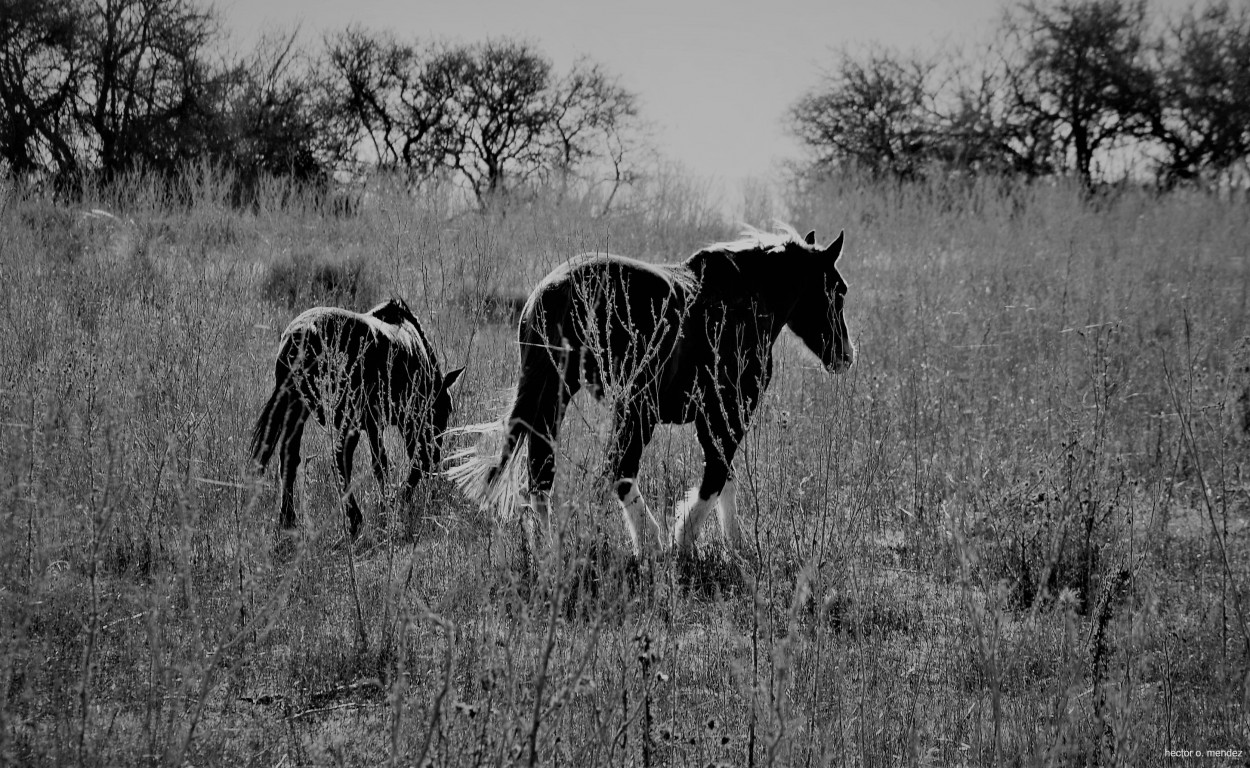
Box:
[367,297,417,326]
[368,296,440,371]
[701,222,805,255]
[685,223,810,305]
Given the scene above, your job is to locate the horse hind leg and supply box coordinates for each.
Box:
[520,357,581,549]
[524,431,559,552]
[278,415,307,530]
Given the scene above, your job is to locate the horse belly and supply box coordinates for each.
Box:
[654,358,700,424]
[657,397,698,425]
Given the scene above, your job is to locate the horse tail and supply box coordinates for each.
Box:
[448,284,569,517]
[445,388,530,518]
[250,364,305,472]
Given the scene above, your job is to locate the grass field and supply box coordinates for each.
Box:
[0,170,1247,766]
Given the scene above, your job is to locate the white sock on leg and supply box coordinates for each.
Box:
[673,487,719,553]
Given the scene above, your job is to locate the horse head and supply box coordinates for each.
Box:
[690,226,854,373]
[777,229,854,373]
[425,366,465,470]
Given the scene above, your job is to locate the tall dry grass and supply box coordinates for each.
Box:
[0,167,1245,766]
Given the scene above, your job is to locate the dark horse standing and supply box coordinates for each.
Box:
[448,226,852,556]
[251,298,464,538]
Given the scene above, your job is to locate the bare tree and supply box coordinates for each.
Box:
[319,28,456,179]
[0,0,84,176]
[321,27,408,168]
[209,29,341,191]
[932,42,1062,177]
[1002,0,1155,186]
[789,46,940,179]
[318,34,642,210]
[75,0,221,177]
[432,38,554,207]
[789,1,1249,188]
[546,57,640,204]
[1149,0,1250,187]
[3,13,646,203]
[789,43,1059,180]
[0,0,241,181]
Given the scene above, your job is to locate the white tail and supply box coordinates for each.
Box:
[444,417,527,520]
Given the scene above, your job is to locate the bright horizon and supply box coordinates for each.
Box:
[219,0,1010,196]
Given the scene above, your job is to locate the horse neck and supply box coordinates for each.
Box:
[691,249,795,331]
[417,331,445,384]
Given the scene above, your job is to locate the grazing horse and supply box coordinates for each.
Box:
[251,298,464,538]
[448,225,853,556]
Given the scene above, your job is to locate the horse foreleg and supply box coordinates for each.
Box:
[399,420,428,498]
[526,431,558,536]
[335,429,363,539]
[717,476,740,551]
[673,487,719,555]
[674,417,740,553]
[609,403,663,557]
[615,478,663,558]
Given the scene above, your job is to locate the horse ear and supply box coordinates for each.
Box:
[441,366,465,392]
[826,230,845,262]
[804,230,816,246]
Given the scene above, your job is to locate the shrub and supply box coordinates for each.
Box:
[20,203,86,265]
[261,251,376,311]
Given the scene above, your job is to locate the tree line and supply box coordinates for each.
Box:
[4,0,1246,206]
[789,0,1250,189]
[0,0,640,209]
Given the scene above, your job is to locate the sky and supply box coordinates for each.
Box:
[218,0,1009,188]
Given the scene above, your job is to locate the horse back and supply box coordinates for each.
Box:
[518,254,694,394]
[277,307,436,417]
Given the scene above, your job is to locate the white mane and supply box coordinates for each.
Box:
[703,222,805,254]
